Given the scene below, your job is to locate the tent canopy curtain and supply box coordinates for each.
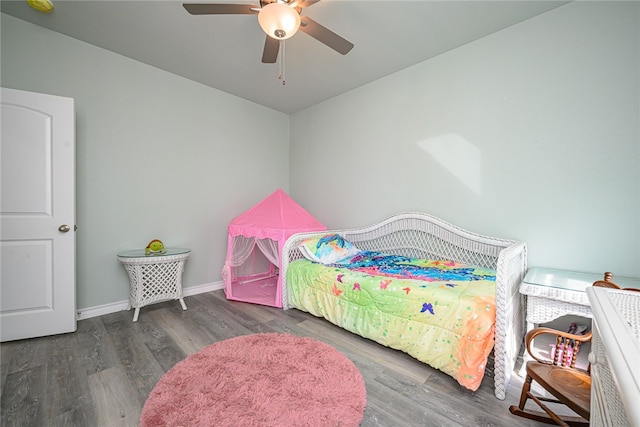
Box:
[221,236,279,287]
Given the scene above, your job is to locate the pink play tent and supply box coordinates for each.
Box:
[221,189,326,308]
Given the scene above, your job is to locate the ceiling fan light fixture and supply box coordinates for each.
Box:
[258,2,300,40]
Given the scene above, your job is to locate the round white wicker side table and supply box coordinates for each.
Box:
[117,248,190,322]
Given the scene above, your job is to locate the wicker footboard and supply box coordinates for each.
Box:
[281,212,527,400]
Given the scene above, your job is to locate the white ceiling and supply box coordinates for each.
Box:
[1,0,569,114]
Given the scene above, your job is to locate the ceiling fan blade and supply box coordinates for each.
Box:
[290,0,320,8]
[299,17,353,55]
[183,3,258,15]
[262,36,279,63]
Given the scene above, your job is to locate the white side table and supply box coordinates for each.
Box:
[117,248,190,321]
[520,267,640,332]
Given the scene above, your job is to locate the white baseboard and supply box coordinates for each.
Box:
[182,281,225,297]
[75,300,131,321]
[75,281,225,321]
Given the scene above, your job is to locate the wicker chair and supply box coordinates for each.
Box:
[509,326,592,426]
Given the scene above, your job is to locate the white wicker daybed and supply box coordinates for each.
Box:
[281,212,527,399]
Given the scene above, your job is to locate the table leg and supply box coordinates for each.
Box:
[518,319,536,375]
[179,298,187,311]
[526,320,535,334]
[133,307,140,322]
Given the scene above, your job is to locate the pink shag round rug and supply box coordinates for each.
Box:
[140,333,367,427]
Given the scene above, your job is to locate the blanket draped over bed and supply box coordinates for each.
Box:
[281,212,527,400]
[287,252,498,391]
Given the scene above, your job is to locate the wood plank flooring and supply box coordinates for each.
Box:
[1,290,551,427]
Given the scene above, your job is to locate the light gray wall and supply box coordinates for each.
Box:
[290,2,640,278]
[1,14,290,309]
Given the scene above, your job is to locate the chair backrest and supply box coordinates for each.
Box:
[549,333,587,368]
[525,327,592,370]
[592,272,640,292]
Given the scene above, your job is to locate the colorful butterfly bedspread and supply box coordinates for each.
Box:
[286,251,497,391]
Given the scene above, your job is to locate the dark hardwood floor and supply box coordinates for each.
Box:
[1,290,549,426]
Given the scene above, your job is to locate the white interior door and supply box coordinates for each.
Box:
[1,87,76,342]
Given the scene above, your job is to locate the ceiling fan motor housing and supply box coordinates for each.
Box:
[260,0,300,9]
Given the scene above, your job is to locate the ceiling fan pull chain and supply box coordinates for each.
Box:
[278,40,282,82]
[280,40,286,85]
[283,40,286,85]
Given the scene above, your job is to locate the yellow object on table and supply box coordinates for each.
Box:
[27,0,54,13]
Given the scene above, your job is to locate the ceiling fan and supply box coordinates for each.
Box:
[183,0,354,64]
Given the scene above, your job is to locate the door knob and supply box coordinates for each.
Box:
[58,224,71,233]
